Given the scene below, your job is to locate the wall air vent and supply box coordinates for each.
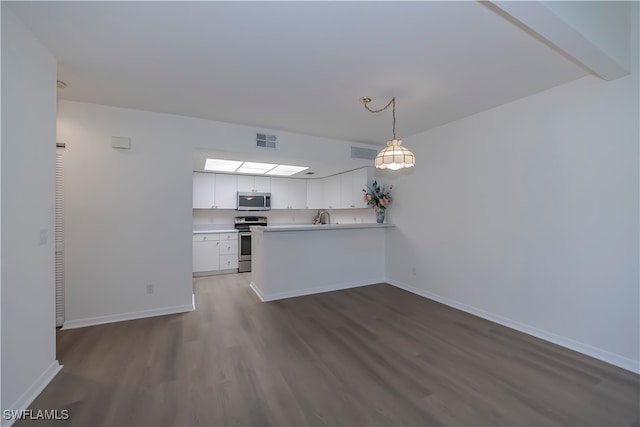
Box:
[257,133,277,149]
[351,146,378,160]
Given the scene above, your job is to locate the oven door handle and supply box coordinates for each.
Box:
[239,232,251,237]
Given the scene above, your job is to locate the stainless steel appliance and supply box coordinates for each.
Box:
[234,216,267,273]
[237,192,271,211]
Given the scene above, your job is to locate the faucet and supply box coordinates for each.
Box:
[318,210,331,225]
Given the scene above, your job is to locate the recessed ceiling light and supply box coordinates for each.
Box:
[203,158,308,176]
[204,158,243,172]
[236,161,277,175]
[265,165,309,176]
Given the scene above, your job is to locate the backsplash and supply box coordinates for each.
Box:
[193,208,376,225]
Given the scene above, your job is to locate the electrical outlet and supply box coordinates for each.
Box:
[146,284,154,294]
[411,267,416,276]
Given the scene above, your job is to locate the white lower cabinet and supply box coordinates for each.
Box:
[193,232,238,274]
[219,254,238,270]
[192,234,220,272]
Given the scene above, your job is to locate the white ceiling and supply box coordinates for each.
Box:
[9,1,589,146]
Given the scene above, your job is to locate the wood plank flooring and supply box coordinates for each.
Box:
[17,274,640,426]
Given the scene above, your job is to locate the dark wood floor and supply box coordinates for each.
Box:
[19,273,640,426]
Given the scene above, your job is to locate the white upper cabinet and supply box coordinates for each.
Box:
[270,178,308,209]
[269,178,289,209]
[340,172,354,208]
[193,172,216,209]
[193,172,237,209]
[194,167,372,210]
[288,179,308,209]
[331,167,372,209]
[306,179,323,209]
[214,174,238,209]
[350,167,370,209]
[237,175,271,193]
[323,175,341,209]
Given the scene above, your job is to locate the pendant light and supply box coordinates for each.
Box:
[360,96,415,170]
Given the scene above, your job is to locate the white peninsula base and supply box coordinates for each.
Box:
[250,224,394,301]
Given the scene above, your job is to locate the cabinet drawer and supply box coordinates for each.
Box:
[219,240,238,255]
[219,254,238,270]
[192,233,220,242]
[219,232,238,241]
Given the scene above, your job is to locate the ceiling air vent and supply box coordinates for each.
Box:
[257,133,277,149]
[351,146,377,160]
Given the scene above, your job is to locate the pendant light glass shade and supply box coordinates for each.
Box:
[374,139,415,170]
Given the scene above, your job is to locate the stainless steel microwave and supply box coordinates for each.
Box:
[237,192,271,211]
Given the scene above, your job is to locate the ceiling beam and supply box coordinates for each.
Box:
[486,1,629,81]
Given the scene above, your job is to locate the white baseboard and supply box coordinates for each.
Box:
[2,361,63,427]
[249,279,381,302]
[387,279,640,375]
[62,295,195,330]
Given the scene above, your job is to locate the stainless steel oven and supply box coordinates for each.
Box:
[234,216,267,273]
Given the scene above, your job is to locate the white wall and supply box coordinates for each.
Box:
[385,18,639,371]
[1,6,60,421]
[193,208,375,226]
[57,101,382,325]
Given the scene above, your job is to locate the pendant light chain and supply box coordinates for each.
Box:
[363,97,396,140]
[360,95,415,170]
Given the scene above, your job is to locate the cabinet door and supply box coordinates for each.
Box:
[193,172,216,209]
[340,172,354,208]
[236,175,254,193]
[288,179,308,209]
[192,239,220,272]
[306,179,323,209]
[214,174,238,209]
[219,254,238,270]
[351,167,370,208]
[269,177,289,209]
[324,175,341,209]
[236,176,271,192]
[254,176,271,193]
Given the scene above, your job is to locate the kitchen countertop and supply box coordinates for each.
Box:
[251,223,394,232]
[192,225,237,234]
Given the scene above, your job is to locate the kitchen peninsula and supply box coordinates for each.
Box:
[250,223,394,301]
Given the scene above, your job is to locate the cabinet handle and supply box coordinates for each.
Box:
[216,242,219,246]
[351,205,355,208]
[203,236,207,240]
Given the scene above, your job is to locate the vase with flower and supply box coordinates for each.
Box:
[363,181,392,223]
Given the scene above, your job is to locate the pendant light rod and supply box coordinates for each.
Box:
[360,97,396,140]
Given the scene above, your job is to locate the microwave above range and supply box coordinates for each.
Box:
[237,192,271,211]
